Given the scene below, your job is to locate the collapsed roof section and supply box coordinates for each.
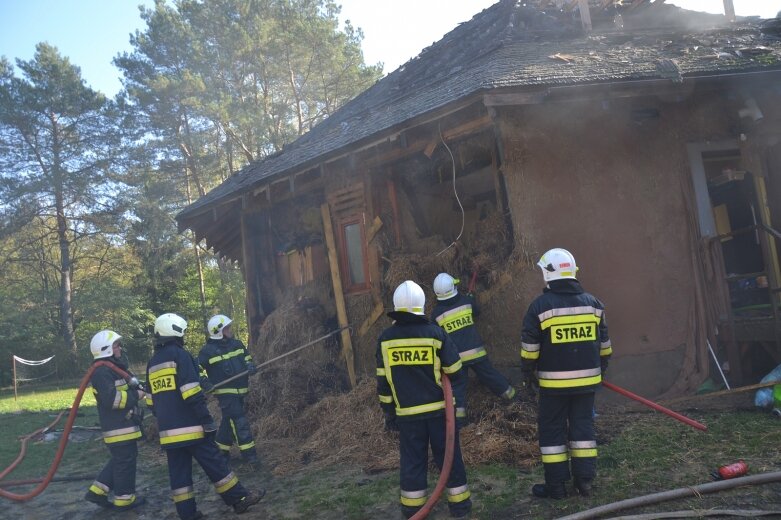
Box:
[176,0,781,258]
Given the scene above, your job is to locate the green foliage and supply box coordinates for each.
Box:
[0,0,381,376]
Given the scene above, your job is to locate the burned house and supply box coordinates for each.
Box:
[177,0,781,397]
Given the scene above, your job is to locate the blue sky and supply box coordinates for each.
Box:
[0,0,778,97]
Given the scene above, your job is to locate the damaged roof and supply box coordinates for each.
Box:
[177,0,781,226]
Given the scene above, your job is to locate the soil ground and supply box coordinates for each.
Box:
[3,391,781,520]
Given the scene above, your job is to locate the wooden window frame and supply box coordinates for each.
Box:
[337,213,370,294]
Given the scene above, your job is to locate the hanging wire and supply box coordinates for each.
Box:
[435,122,465,257]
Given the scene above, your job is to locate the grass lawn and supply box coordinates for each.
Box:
[0,382,103,481]
[1,385,780,519]
[267,408,781,519]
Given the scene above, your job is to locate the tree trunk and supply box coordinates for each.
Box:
[183,167,209,336]
[55,186,78,357]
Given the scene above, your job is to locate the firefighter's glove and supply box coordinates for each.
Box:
[247,362,258,376]
[203,421,218,440]
[128,376,141,389]
[521,370,538,398]
[130,405,145,426]
[383,412,399,432]
[200,375,214,392]
[600,358,609,377]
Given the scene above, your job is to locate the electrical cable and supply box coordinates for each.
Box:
[435,122,465,257]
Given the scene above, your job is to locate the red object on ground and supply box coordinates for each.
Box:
[602,381,708,431]
[714,461,749,480]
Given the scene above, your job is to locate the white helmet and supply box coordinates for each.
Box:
[90,330,121,360]
[433,273,459,300]
[537,248,578,283]
[154,313,188,338]
[207,314,233,340]
[393,280,426,315]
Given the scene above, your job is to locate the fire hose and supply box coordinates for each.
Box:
[205,327,458,518]
[0,360,133,501]
[409,372,455,520]
[602,381,707,431]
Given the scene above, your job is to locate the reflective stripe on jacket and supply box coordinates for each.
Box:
[431,293,487,365]
[376,313,464,420]
[197,338,252,393]
[521,279,611,394]
[91,360,142,445]
[146,340,213,449]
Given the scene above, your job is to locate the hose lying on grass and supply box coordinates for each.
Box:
[0,360,131,501]
[0,411,65,482]
[556,470,781,520]
[610,510,781,519]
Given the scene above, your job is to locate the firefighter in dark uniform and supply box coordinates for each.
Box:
[197,314,259,466]
[146,313,263,520]
[432,272,517,421]
[377,280,473,519]
[520,248,612,499]
[84,330,145,510]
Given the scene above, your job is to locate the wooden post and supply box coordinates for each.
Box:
[13,355,18,403]
[240,214,259,348]
[722,0,736,22]
[320,203,356,388]
[387,174,402,247]
[577,0,592,31]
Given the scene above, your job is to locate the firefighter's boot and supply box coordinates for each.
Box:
[84,490,112,509]
[531,482,567,499]
[573,477,592,497]
[233,489,265,514]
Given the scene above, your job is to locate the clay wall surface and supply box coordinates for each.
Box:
[495,90,743,397]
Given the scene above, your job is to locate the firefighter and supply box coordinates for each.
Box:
[377,280,473,519]
[520,248,612,499]
[197,314,260,466]
[146,313,263,520]
[432,272,517,421]
[84,330,146,511]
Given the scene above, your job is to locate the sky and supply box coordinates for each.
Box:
[0,0,778,97]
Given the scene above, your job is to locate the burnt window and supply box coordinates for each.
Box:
[338,215,369,293]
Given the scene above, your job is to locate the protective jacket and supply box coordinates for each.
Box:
[197,337,252,396]
[91,357,142,445]
[520,279,612,394]
[431,293,486,365]
[377,312,464,421]
[146,339,213,449]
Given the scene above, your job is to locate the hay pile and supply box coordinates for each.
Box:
[469,211,513,287]
[246,283,347,439]
[251,378,539,476]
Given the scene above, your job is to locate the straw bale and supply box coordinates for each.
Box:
[251,377,540,477]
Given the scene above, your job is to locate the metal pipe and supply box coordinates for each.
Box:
[707,340,730,390]
[207,326,348,393]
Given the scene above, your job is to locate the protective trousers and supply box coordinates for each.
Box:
[87,441,139,508]
[451,357,514,417]
[398,416,472,519]
[538,392,597,484]
[215,395,257,461]
[166,439,248,520]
